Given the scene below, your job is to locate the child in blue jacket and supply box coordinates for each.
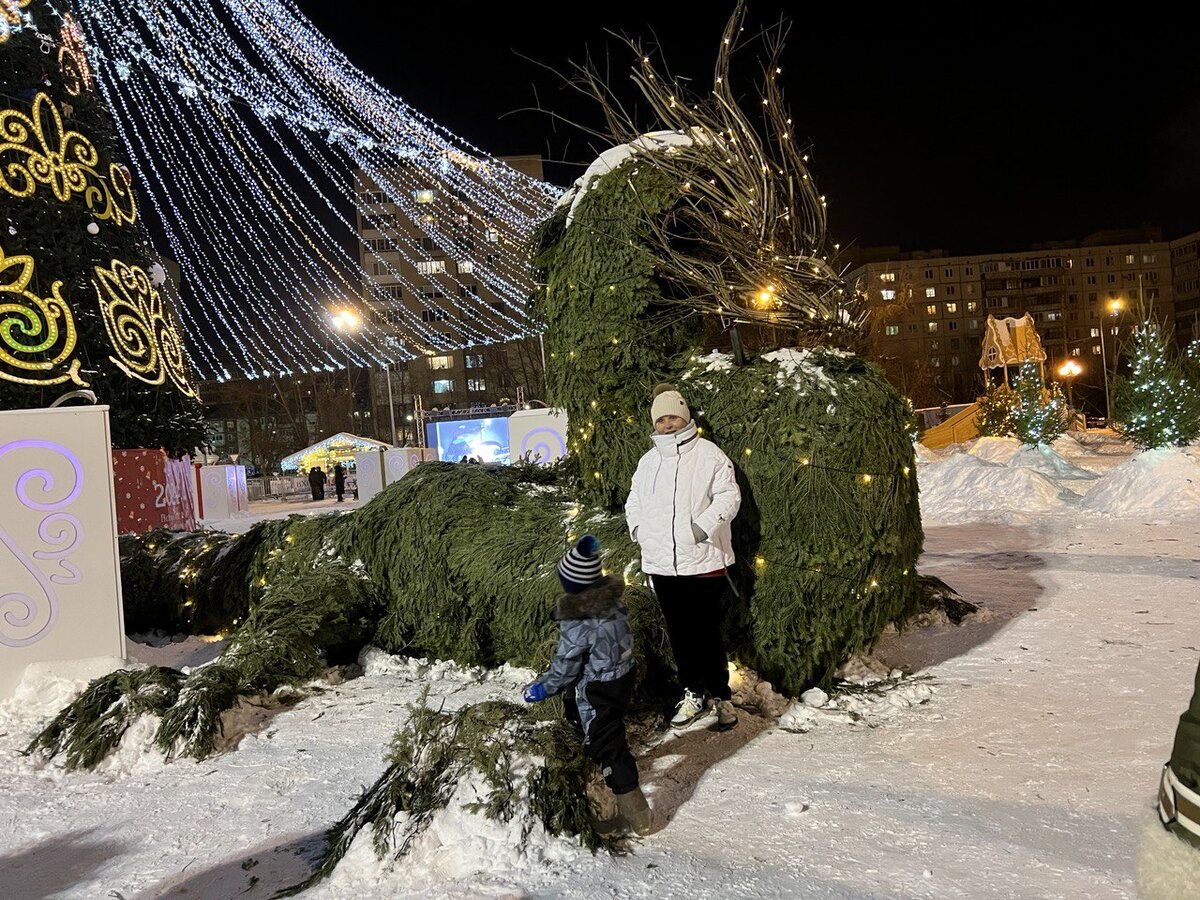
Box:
[523,535,651,836]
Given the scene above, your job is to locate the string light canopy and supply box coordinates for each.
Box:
[43,0,560,381]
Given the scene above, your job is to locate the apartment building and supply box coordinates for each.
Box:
[849,228,1196,408]
[354,157,546,443]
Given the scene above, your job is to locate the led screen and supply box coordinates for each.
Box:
[428,417,511,464]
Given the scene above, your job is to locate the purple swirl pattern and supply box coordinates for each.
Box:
[0,439,84,647]
[519,426,567,464]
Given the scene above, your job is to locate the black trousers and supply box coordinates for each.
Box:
[652,574,732,701]
[563,669,639,795]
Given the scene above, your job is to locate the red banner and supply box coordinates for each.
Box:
[112,450,198,534]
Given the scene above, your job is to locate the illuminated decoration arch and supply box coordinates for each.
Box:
[0,243,86,388]
[0,91,137,226]
[93,258,198,398]
[0,0,33,44]
[36,0,563,382]
[280,432,391,473]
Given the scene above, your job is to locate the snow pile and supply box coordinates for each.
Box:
[917,452,1069,524]
[1080,447,1200,520]
[914,442,945,464]
[1009,444,1099,485]
[694,349,735,374]
[317,770,584,899]
[761,347,849,393]
[359,646,536,687]
[968,436,1021,465]
[0,657,124,737]
[778,673,935,733]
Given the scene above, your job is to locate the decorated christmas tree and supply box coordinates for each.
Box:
[0,0,204,453]
[1009,359,1067,447]
[1112,321,1200,450]
[976,378,1019,438]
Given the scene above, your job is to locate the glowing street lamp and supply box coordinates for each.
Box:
[1097,298,1123,425]
[329,307,361,423]
[1057,358,1082,420]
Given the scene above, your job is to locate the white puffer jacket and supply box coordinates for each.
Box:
[625,422,741,576]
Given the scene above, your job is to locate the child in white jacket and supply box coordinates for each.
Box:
[625,383,741,729]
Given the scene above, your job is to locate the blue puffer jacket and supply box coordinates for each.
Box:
[534,576,634,737]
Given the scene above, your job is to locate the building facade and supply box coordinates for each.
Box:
[355,156,546,444]
[850,228,1198,409]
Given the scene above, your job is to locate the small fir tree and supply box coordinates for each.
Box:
[1010,359,1067,447]
[1112,324,1200,450]
[976,380,1019,437]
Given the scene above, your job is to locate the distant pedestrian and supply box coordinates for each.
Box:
[308,466,326,501]
[333,463,346,502]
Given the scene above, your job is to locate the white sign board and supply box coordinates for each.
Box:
[195,464,249,522]
[354,448,437,505]
[508,408,569,465]
[0,406,126,699]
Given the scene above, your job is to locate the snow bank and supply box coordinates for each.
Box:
[359,646,536,687]
[918,452,1069,524]
[968,436,1021,465]
[1080,447,1200,520]
[0,656,125,736]
[778,674,935,733]
[318,770,584,899]
[914,442,944,464]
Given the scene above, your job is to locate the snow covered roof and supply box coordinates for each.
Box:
[978,314,1046,370]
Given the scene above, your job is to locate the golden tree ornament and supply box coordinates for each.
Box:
[0,0,33,45]
[93,259,197,398]
[0,92,137,226]
[58,14,94,97]
[0,243,87,387]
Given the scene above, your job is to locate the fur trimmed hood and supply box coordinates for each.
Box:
[555,576,625,620]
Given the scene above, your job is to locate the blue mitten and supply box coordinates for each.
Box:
[523,682,548,703]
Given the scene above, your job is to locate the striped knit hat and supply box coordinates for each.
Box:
[558,535,602,594]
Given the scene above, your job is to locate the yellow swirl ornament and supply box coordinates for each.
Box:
[93,259,197,398]
[0,0,33,45]
[0,244,87,387]
[0,92,137,226]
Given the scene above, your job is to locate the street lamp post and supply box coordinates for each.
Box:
[1057,359,1082,427]
[1097,298,1122,425]
[331,308,361,430]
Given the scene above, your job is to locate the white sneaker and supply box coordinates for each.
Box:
[670,689,707,727]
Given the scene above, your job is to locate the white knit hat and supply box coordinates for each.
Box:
[650,382,691,425]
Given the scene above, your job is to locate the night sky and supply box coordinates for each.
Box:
[294,2,1200,256]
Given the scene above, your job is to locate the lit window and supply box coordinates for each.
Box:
[1089,328,1100,337]
[465,354,483,368]
[1071,348,1081,357]
[433,379,454,393]
[458,260,474,275]
[966,301,978,311]
[950,355,960,366]
[925,287,936,298]
[880,272,896,282]
[881,289,896,301]
[926,304,937,316]
[485,228,499,243]
[884,324,900,336]
[416,260,446,276]
[1143,253,1156,264]
[1091,345,1101,355]
[969,319,980,330]
[429,355,454,370]
[467,377,486,392]
[927,322,938,333]
[945,302,957,313]
[415,189,435,204]
[931,357,941,367]
[1125,253,1135,265]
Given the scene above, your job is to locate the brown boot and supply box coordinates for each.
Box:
[714,699,738,731]
[614,786,652,836]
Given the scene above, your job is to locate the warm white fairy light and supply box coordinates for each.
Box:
[61,0,559,380]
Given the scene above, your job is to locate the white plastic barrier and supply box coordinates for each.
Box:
[0,406,126,699]
[194,464,249,522]
[354,447,437,504]
[508,407,569,465]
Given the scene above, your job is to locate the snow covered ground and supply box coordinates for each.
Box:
[3,435,1198,899]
